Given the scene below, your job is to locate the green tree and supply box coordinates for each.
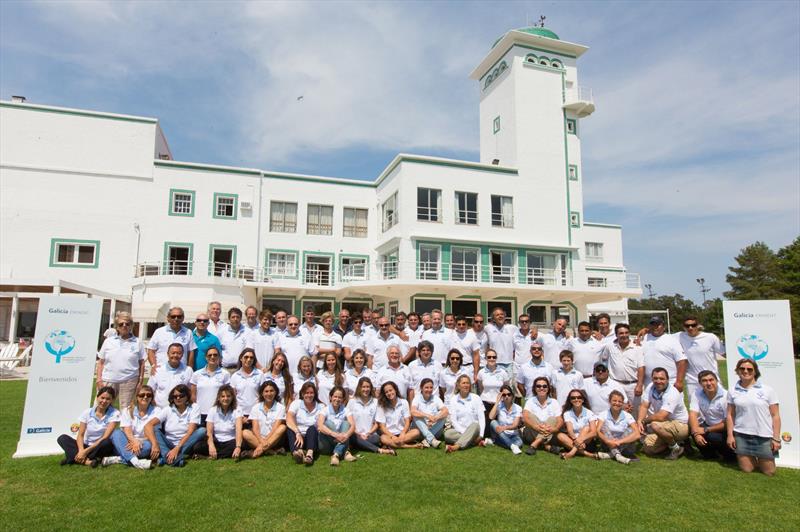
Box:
[723,241,782,300]
[701,297,724,338]
[776,237,800,350]
[628,293,702,333]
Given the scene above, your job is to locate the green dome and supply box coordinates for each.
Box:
[517,26,559,40]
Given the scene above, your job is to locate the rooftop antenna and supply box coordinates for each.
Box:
[538,15,546,27]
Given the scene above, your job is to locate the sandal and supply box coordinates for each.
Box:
[304,452,314,465]
[292,450,304,464]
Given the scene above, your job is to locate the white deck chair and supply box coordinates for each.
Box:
[0,343,22,377]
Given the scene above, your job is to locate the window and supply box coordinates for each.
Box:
[568,165,578,181]
[491,195,513,227]
[570,212,581,228]
[527,253,567,286]
[382,193,398,231]
[209,245,236,277]
[381,249,398,280]
[451,300,479,321]
[451,247,479,282]
[417,188,441,222]
[413,298,444,315]
[305,255,332,286]
[302,300,333,316]
[588,277,608,288]
[270,201,297,233]
[262,298,294,316]
[213,193,238,220]
[169,189,195,217]
[163,242,193,275]
[307,204,333,235]
[551,306,571,325]
[343,207,368,238]
[341,256,368,281]
[493,116,501,134]
[50,239,99,268]
[566,118,577,135]
[585,242,603,262]
[455,192,478,225]
[418,244,440,280]
[490,250,514,283]
[266,251,297,277]
[526,305,547,325]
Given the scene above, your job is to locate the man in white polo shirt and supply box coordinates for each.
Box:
[244,305,260,332]
[207,301,225,335]
[535,317,570,368]
[147,306,196,374]
[148,343,194,407]
[299,306,323,340]
[367,317,402,370]
[591,313,616,345]
[674,315,724,398]
[689,370,734,461]
[471,313,489,368]
[278,316,314,375]
[218,307,252,370]
[96,312,145,409]
[485,307,516,372]
[421,310,452,367]
[516,340,556,399]
[583,361,628,414]
[638,367,689,459]
[641,316,687,391]
[449,316,480,379]
[512,314,534,369]
[566,321,603,378]
[600,323,645,411]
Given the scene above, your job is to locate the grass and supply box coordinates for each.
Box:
[1,362,799,531]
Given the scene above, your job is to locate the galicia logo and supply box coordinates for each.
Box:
[44,330,76,363]
[736,334,769,361]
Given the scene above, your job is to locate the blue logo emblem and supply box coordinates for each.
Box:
[736,334,768,361]
[44,330,76,363]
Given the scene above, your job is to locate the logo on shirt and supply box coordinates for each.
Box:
[44,329,76,363]
[736,335,768,361]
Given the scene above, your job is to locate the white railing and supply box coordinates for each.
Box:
[565,85,593,104]
[525,267,568,286]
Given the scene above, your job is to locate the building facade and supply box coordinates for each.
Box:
[0,25,640,341]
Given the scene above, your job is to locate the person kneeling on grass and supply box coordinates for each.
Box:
[194,384,248,460]
[637,367,689,460]
[376,381,423,454]
[444,375,486,453]
[556,389,597,460]
[688,370,735,462]
[286,382,324,465]
[145,384,206,467]
[411,378,448,449]
[489,384,524,455]
[106,384,160,469]
[522,377,563,456]
[595,390,641,464]
[57,386,119,467]
[242,380,287,457]
[317,386,357,466]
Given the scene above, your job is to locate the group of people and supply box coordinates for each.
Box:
[58,304,783,475]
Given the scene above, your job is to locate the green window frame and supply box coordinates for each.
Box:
[49,238,100,268]
[213,192,238,220]
[208,244,237,276]
[493,116,501,134]
[265,249,299,279]
[162,241,194,275]
[568,164,579,181]
[340,254,370,281]
[566,118,577,135]
[570,212,581,228]
[169,189,195,217]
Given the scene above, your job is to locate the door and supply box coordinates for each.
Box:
[166,245,190,275]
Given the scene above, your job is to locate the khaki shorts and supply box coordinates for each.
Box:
[643,420,689,455]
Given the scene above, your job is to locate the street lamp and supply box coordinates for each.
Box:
[696,278,710,304]
[644,283,655,298]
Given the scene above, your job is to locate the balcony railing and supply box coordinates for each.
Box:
[563,85,595,117]
[133,260,640,291]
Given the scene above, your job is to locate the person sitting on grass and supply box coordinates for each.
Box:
[444,375,486,453]
[689,370,735,462]
[286,382,324,465]
[57,386,119,467]
[376,381,423,454]
[146,384,206,467]
[107,384,160,469]
[556,389,597,460]
[242,380,287,457]
[595,390,641,464]
[411,378,448,449]
[488,384,524,455]
[194,384,248,460]
[637,367,689,460]
[439,349,470,400]
[522,377,563,455]
[347,377,394,455]
[317,386,357,466]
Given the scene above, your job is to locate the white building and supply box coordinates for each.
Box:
[0,25,640,341]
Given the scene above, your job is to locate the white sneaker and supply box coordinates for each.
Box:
[101,456,124,467]
[615,454,632,465]
[430,438,441,449]
[131,457,152,470]
[595,452,612,460]
[421,439,431,448]
[510,444,522,455]
[483,438,494,446]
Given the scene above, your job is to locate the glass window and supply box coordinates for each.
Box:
[305,255,332,286]
[267,252,296,277]
[490,250,514,283]
[568,165,578,181]
[418,245,440,280]
[527,305,547,325]
[570,212,581,228]
[380,249,398,280]
[382,193,398,231]
[451,247,479,282]
[413,298,443,315]
[270,201,297,233]
[491,195,513,227]
[172,192,194,215]
[214,194,236,219]
[493,116,501,134]
[566,119,577,134]
[53,241,98,267]
[585,242,603,262]
[341,257,368,280]
[307,204,334,235]
[526,253,567,286]
[343,207,368,238]
[455,192,478,225]
[417,188,441,222]
[588,277,607,288]
[262,298,294,316]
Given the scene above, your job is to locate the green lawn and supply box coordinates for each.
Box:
[1,362,799,531]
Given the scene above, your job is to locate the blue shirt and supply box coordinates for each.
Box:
[193,330,222,370]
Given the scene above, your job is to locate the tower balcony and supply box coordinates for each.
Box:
[563,86,595,118]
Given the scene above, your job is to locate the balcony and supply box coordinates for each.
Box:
[563,86,595,118]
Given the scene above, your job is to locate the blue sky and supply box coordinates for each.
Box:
[2,1,798,303]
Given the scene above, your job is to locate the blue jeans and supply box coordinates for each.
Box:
[414,418,445,444]
[490,420,523,449]
[154,426,207,466]
[110,428,153,465]
[318,420,350,457]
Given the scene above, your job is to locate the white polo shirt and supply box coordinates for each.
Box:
[689,385,728,426]
[219,324,252,368]
[421,327,453,365]
[149,362,194,407]
[642,333,686,385]
[376,398,411,435]
[208,319,226,336]
[674,331,723,384]
[250,327,281,368]
[512,329,533,367]
[598,409,636,439]
[261,372,288,402]
[157,404,201,446]
[446,393,485,434]
[206,405,242,442]
[411,394,445,418]
[563,407,596,432]
[120,404,159,439]
[299,322,323,341]
[405,326,424,349]
[230,368,263,414]
[277,333,314,375]
[316,369,341,405]
[408,359,442,393]
[473,329,489,366]
[553,368,585,405]
[644,383,689,423]
[601,341,644,384]
[495,402,522,435]
[342,330,368,358]
[376,364,412,398]
[78,406,120,445]
[539,331,569,368]
[319,403,349,431]
[438,366,470,399]
[567,337,604,377]
[523,396,561,423]
[367,332,402,369]
[288,400,324,436]
[517,359,556,398]
[189,367,231,415]
[316,330,343,354]
[249,401,286,437]
[293,374,316,396]
[344,367,376,397]
[346,397,378,434]
[485,323,516,365]
[147,325,196,367]
[98,335,145,383]
[727,382,779,438]
[449,330,479,365]
[477,366,509,403]
[582,377,627,414]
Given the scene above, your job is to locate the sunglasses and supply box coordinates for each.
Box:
[595,367,608,372]
[449,357,461,361]
[473,320,484,324]
[738,367,755,373]
[684,323,698,328]
[138,393,153,398]
[168,315,184,320]
[500,393,511,398]
[569,396,583,401]
[196,319,210,323]
[172,393,187,399]
[535,384,549,389]
[486,356,497,360]
[353,320,363,324]
[242,356,255,360]
[519,320,530,323]
[531,347,543,351]
[116,322,131,327]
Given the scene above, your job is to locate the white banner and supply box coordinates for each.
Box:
[13,295,102,458]
[723,300,799,469]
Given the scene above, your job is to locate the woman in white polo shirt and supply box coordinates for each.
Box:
[726,358,782,476]
[230,348,263,416]
[286,382,324,465]
[96,312,145,409]
[376,381,422,453]
[439,349,470,401]
[242,380,287,457]
[194,384,246,460]
[595,389,641,464]
[57,386,119,467]
[346,377,394,455]
[556,389,598,460]
[316,352,345,406]
[488,384,523,454]
[263,352,294,404]
[293,356,317,397]
[107,384,160,469]
[444,375,485,453]
[477,349,509,439]
[411,378,448,449]
[344,349,376,399]
[315,311,343,369]
[189,346,230,425]
[317,386,357,466]
[146,384,206,467]
[522,377,563,455]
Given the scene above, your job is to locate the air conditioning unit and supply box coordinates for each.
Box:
[240,201,252,209]
[137,265,159,277]
[237,268,255,281]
